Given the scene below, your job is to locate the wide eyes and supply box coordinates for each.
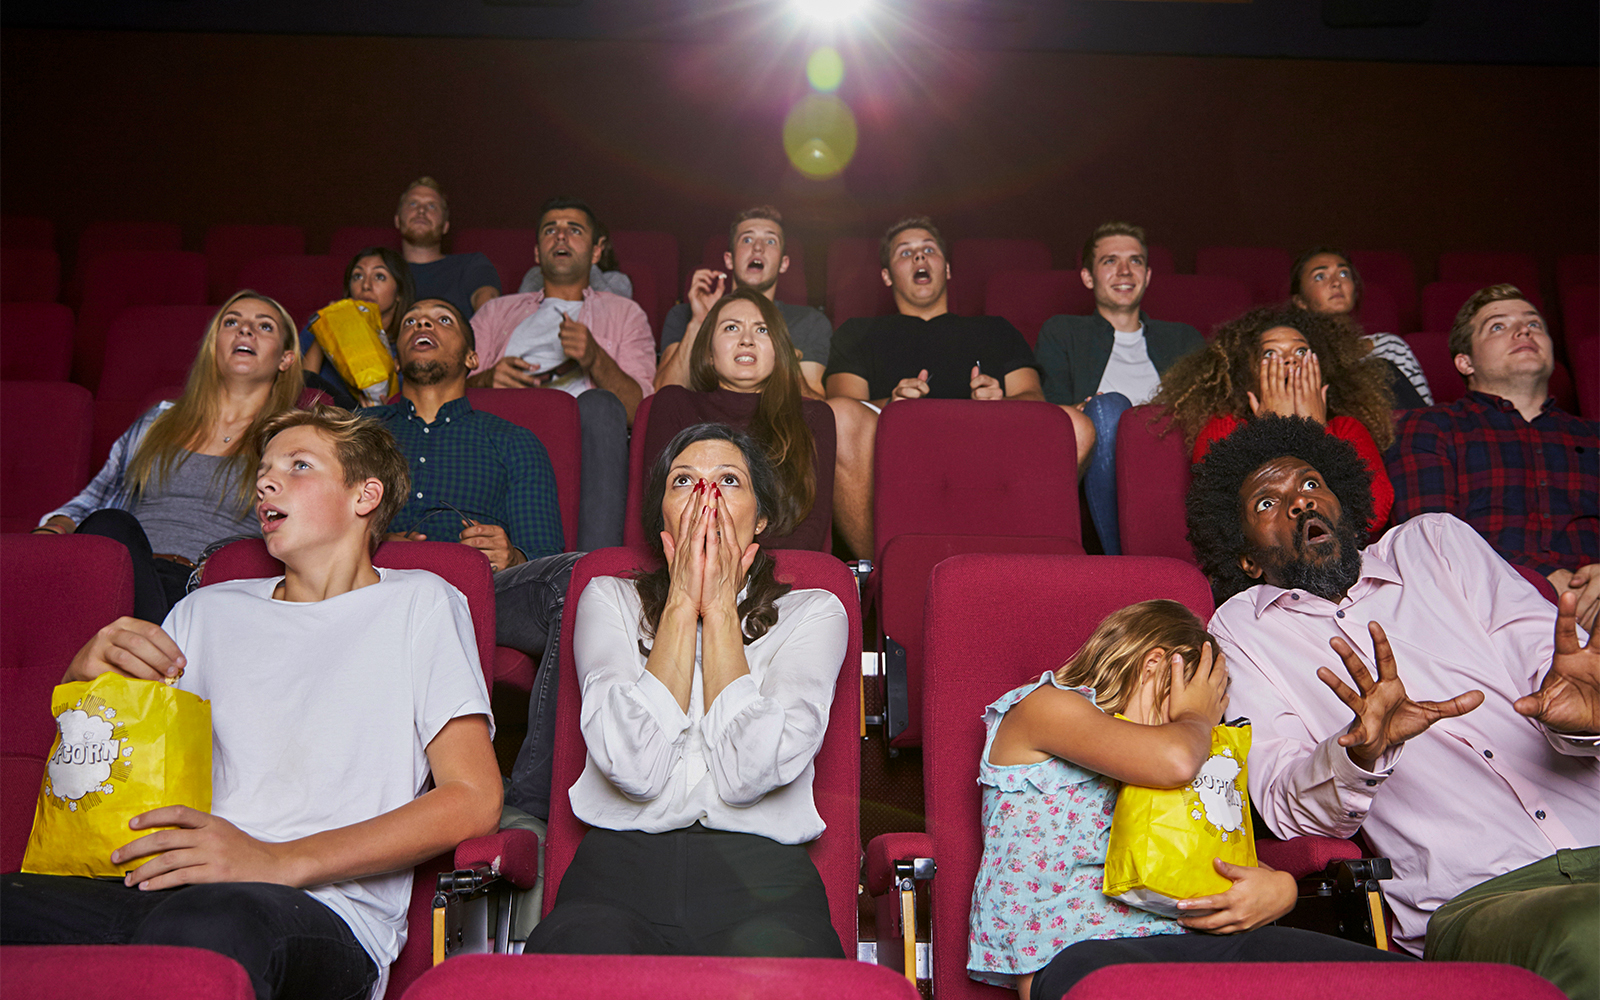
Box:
[1303,477,1320,490]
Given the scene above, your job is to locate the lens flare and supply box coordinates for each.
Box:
[782,94,858,180]
[792,0,871,25]
[806,46,845,92]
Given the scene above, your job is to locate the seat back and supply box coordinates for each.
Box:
[983,270,1093,349]
[1140,274,1252,338]
[464,387,582,552]
[0,302,75,380]
[327,226,402,264]
[1351,283,1400,337]
[699,232,809,306]
[1561,284,1597,344]
[1195,246,1292,306]
[0,944,254,1000]
[1347,250,1419,335]
[73,251,207,391]
[946,238,1051,318]
[234,255,344,333]
[1064,960,1565,1000]
[608,230,678,336]
[452,227,539,298]
[1556,254,1599,305]
[202,225,306,305]
[404,954,920,999]
[620,392,656,549]
[1403,332,1465,405]
[0,382,94,534]
[1437,251,1541,300]
[1569,334,1599,421]
[826,236,895,325]
[96,305,218,403]
[71,222,184,303]
[0,534,134,872]
[542,547,863,953]
[919,552,1214,1000]
[1,247,61,303]
[1115,404,1196,563]
[1,215,55,250]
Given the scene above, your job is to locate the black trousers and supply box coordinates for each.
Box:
[524,825,844,959]
[1030,925,1414,1000]
[75,508,192,624]
[0,874,377,1000]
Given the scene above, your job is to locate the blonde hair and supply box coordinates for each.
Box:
[1055,600,1214,715]
[125,290,303,514]
[258,405,411,552]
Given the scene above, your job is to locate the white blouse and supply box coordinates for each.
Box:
[567,576,848,844]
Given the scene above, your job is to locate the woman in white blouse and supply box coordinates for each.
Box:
[525,423,848,958]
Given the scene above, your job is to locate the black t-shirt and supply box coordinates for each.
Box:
[825,313,1040,401]
[410,252,501,320]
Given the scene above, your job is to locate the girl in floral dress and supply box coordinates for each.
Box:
[967,600,1406,1000]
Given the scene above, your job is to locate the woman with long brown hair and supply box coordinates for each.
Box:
[33,290,305,620]
[642,287,835,551]
[1150,304,1395,531]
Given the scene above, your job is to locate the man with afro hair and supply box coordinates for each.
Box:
[1188,415,1598,997]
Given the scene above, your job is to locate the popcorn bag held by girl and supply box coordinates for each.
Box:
[1102,720,1256,917]
[310,297,398,405]
[22,672,211,877]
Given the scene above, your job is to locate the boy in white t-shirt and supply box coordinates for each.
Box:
[1,406,501,1000]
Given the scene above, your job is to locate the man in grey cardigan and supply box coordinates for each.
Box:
[1034,221,1203,554]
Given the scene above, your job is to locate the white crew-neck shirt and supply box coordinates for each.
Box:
[1095,325,1161,405]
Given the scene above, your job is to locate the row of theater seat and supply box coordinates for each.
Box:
[0,536,1567,1000]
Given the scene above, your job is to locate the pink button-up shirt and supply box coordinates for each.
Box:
[469,288,656,399]
[1210,513,1599,955]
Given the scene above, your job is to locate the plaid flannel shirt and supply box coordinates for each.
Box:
[1385,391,1598,576]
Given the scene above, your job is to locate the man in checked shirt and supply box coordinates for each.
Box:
[1386,283,1599,631]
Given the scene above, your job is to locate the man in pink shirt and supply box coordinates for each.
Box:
[1187,415,1597,998]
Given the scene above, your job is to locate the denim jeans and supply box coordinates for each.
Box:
[1081,392,1132,555]
[497,551,584,822]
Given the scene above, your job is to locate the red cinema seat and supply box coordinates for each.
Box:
[1196,246,1292,306]
[96,305,217,403]
[983,270,1094,349]
[71,222,184,300]
[542,547,863,955]
[699,232,809,306]
[74,250,207,392]
[453,227,539,299]
[1,247,61,303]
[1562,285,1597,343]
[0,302,75,381]
[1,215,55,250]
[872,400,1082,746]
[403,954,921,1000]
[1351,283,1401,337]
[1060,961,1563,1000]
[0,382,94,534]
[201,224,306,305]
[0,534,134,872]
[1556,254,1598,304]
[1437,251,1541,299]
[620,392,656,549]
[1421,281,1545,340]
[1140,274,1252,338]
[1568,335,1599,420]
[202,537,516,999]
[235,255,344,333]
[946,238,1051,318]
[615,261,660,347]
[327,226,401,263]
[0,945,252,1000]
[1348,250,1419,334]
[464,388,581,553]
[1403,332,1465,405]
[607,230,678,336]
[826,236,895,326]
[1115,404,1196,564]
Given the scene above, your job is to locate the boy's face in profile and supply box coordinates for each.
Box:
[256,425,375,564]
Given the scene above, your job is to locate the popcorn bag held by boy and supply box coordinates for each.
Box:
[310,298,398,406]
[22,672,211,877]
[1102,721,1257,917]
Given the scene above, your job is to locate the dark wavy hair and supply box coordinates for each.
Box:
[687,287,816,536]
[1186,414,1375,604]
[634,423,792,647]
[343,246,414,333]
[1149,304,1394,451]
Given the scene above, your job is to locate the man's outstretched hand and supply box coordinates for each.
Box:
[1320,620,1484,770]
[1515,590,1600,736]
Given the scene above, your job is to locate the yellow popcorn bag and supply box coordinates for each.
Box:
[310,297,397,405]
[1102,720,1257,916]
[22,673,211,877]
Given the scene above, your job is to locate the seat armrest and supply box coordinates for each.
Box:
[865,832,934,896]
[453,829,541,890]
[1256,834,1363,879]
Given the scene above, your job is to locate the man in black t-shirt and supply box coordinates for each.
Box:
[823,216,1045,558]
[395,176,500,320]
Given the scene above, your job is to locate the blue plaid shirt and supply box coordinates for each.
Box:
[368,396,564,560]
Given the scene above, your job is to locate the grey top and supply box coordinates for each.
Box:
[520,264,633,298]
[659,299,832,367]
[136,452,259,561]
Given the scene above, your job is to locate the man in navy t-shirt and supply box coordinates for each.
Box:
[395,176,500,320]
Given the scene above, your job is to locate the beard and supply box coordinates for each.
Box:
[1252,510,1364,602]
[401,219,444,250]
[401,358,452,386]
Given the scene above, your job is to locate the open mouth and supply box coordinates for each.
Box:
[409,333,437,350]
[913,266,931,283]
[258,504,287,531]
[734,352,757,364]
[1300,514,1334,548]
[232,342,257,356]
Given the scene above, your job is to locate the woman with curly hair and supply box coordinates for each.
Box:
[1150,305,1394,531]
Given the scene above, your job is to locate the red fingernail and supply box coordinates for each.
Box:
[693,481,704,494]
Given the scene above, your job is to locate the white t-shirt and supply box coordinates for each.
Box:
[166,568,492,969]
[568,577,846,844]
[502,296,590,396]
[1095,326,1162,405]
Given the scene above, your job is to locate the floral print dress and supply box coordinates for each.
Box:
[967,672,1185,988]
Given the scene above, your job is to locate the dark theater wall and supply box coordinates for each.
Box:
[3,28,1595,297]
